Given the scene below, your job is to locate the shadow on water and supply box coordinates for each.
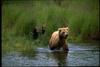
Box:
[20,49,37,59]
[51,51,68,66]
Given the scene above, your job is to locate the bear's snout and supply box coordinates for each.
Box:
[64,32,68,38]
[64,34,68,39]
[65,34,68,38]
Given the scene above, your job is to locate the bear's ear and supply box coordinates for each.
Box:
[58,28,62,32]
[66,27,69,31]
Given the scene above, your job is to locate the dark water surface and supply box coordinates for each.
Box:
[2,43,100,66]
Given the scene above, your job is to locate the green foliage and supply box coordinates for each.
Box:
[2,0,99,54]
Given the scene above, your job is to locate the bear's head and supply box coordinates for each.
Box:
[58,27,69,39]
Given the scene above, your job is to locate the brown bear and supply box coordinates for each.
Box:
[49,27,69,52]
[32,25,45,39]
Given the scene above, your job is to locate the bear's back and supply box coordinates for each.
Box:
[49,31,59,47]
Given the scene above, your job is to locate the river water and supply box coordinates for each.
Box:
[2,43,100,66]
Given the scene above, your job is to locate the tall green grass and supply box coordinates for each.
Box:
[2,0,99,54]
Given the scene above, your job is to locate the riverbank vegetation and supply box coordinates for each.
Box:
[2,0,99,54]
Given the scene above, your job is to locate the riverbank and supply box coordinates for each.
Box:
[2,0,99,56]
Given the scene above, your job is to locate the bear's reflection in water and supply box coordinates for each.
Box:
[51,51,68,66]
